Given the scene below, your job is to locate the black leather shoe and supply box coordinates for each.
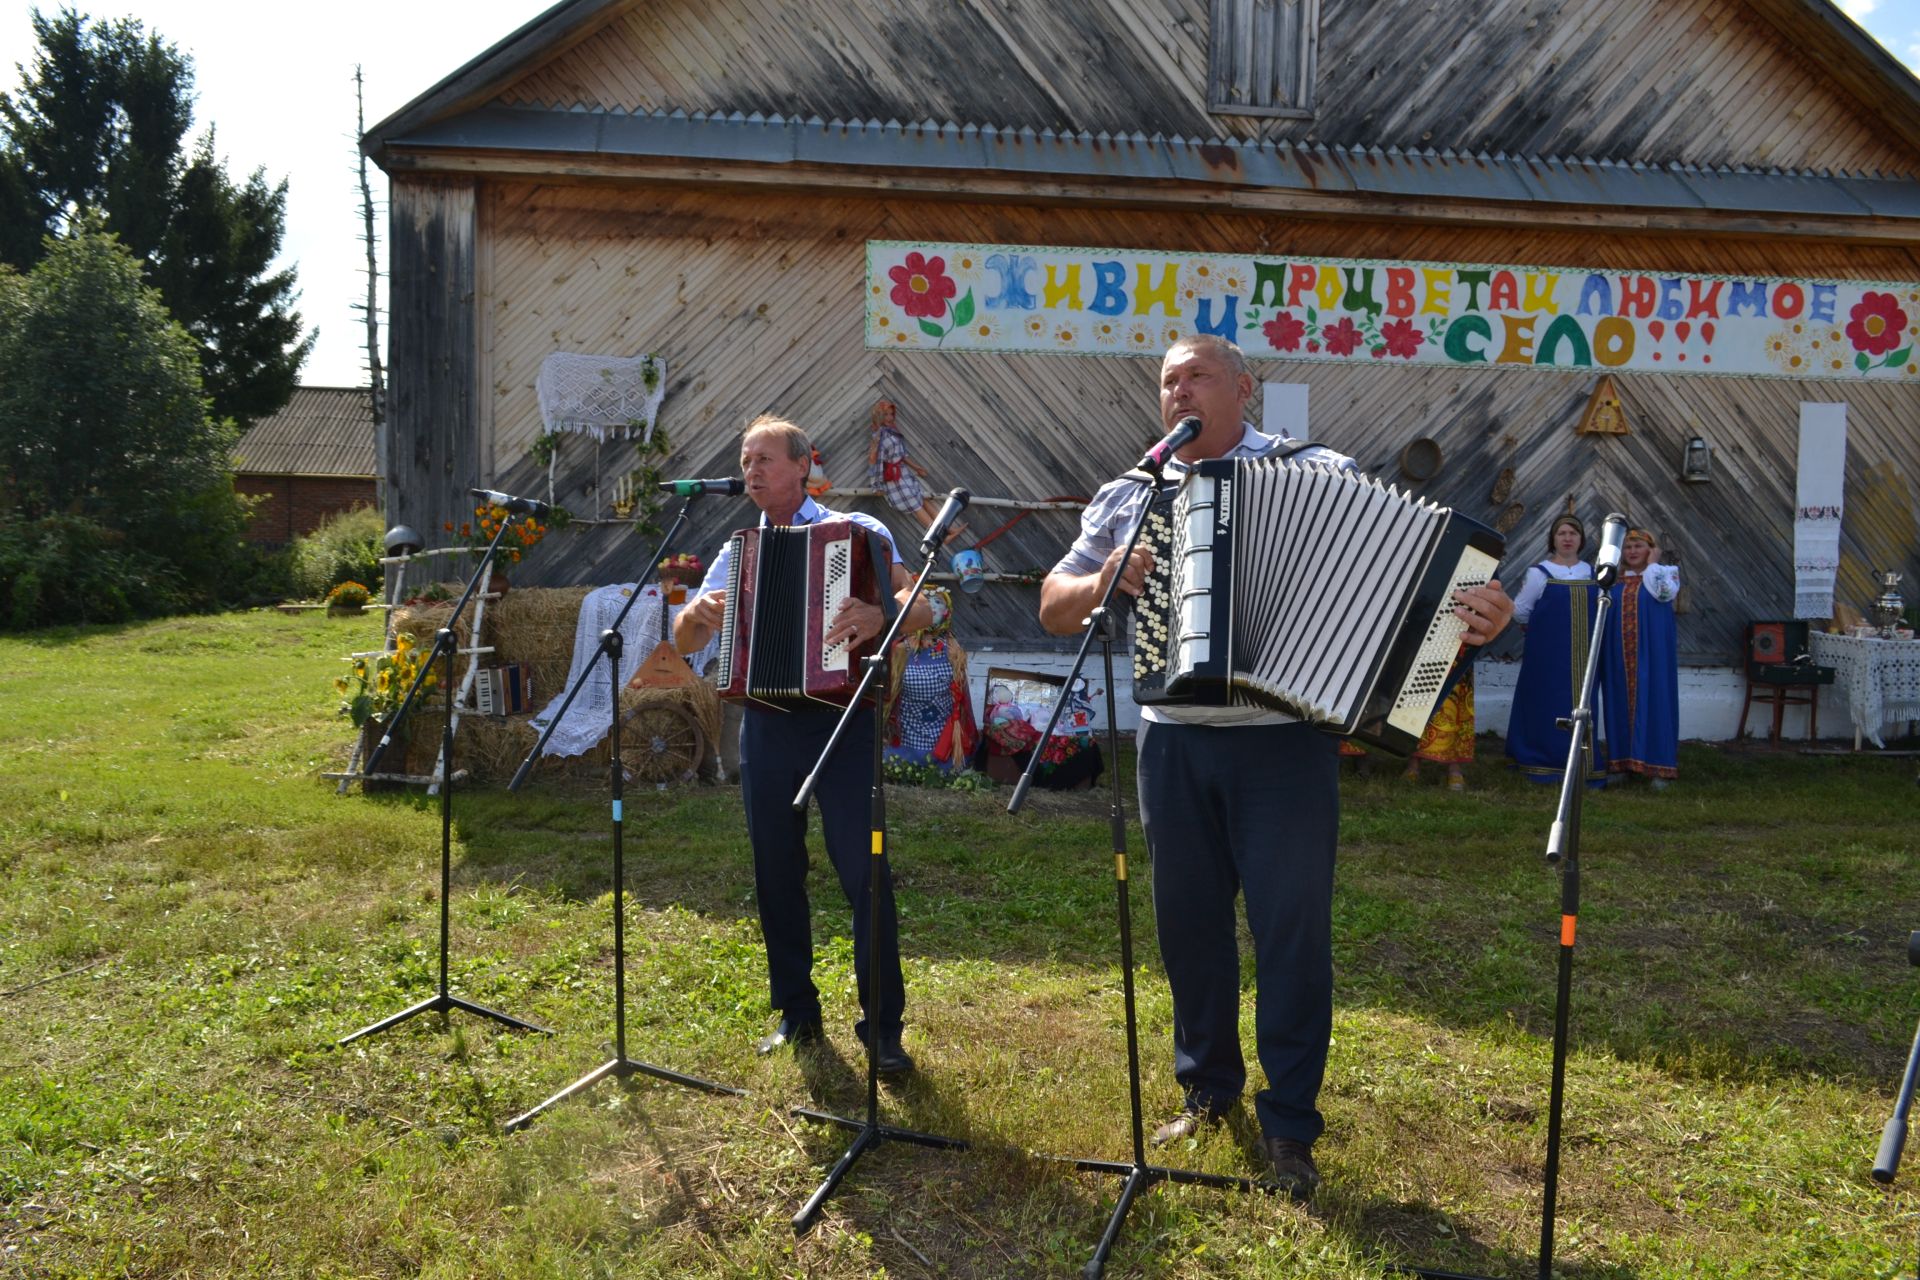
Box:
[869,1035,916,1077]
[1150,1104,1225,1147]
[755,1013,822,1055]
[1260,1136,1320,1201]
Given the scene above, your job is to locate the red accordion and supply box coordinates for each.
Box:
[715,520,885,708]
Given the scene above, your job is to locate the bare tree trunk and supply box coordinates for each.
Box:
[355,65,389,515]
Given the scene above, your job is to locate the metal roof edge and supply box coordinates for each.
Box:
[383,104,1920,220]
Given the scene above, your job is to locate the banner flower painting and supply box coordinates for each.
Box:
[865,241,1920,382]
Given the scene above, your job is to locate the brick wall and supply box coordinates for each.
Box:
[237,475,377,544]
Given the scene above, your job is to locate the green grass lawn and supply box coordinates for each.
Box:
[2,610,1918,1278]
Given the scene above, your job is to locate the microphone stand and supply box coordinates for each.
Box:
[786,537,969,1235]
[1402,566,1616,1280]
[1872,930,1920,1280]
[1008,468,1257,1280]
[339,511,549,1045]
[502,495,745,1132]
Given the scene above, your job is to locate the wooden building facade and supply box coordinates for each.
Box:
[365,0,1920,662]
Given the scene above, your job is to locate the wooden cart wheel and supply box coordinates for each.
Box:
[622,703,705,783]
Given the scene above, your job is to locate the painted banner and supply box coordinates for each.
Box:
[865,241,1920,382]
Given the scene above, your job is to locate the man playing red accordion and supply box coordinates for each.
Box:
[674,414,931,1075]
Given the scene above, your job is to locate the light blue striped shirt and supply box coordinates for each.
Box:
[698,495,903,597]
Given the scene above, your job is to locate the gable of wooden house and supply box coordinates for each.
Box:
[366,0,1920,663]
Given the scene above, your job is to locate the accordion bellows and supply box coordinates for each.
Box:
[716,520,883,708]
[1132,458,1505,755]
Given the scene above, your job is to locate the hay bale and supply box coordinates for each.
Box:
[373,584,726,789]
[454,713,541,785]
[389,594,472,656]
[664,679,724,752]
[485,586,592,705]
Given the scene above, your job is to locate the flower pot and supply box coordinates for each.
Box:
[357,717,410,791]
[327,603,366,617]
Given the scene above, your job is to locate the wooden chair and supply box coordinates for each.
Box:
[1737,620,1834,746]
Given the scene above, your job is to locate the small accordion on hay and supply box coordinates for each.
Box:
[716,520,886,709]
[1132,458,1505,755]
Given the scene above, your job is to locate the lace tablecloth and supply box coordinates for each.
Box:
[1809,632,1920,748]
[526,583,721,758]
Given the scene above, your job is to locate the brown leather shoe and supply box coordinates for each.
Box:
[1260,1136,1320,1201]
[1150,1106,1224,1147]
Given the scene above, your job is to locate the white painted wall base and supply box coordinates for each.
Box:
[964,648,1851,744]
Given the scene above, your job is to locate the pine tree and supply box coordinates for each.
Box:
[0,8,312,428]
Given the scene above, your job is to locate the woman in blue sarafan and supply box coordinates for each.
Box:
[883,588,980,772]
[1599,528,1681,788]
[1504,515,1609,785]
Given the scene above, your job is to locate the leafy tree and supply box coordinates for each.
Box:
[0,226,265,626]
[0,8,312,427]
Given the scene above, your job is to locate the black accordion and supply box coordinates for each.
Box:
[1132,458,1505,755]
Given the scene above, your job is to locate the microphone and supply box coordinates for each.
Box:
[1137,416,1203,473]
[657,477,745,497]
[1593,512,1628,586]
[919,488,971,556]
[469,487,551,518]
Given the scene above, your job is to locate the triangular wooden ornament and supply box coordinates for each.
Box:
[628,640,699,689]
[1575,375,1631,436]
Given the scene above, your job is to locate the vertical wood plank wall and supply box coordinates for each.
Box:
[464,182,1920,660]
[387,177,480,541]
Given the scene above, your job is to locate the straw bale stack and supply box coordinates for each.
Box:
[362,583,722,789]
[389,590,472,656]
[483,587,592,703]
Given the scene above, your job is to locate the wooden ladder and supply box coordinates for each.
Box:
[331,547,495,794]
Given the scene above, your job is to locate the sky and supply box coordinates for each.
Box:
[2,0,1919,389]
[0,1,539,387]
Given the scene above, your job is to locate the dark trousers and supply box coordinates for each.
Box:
[740,703,904,1040]
[1137,718,1338,1145]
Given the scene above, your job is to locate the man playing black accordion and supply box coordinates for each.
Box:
[1039,336,1514,1198]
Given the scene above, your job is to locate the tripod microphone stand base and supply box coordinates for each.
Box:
[504,1056,745,1133]
[1051,1154,1261,1280]
[338,992,549,1046]
[788,1104,969,1234]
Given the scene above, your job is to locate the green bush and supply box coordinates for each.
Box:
[157,480,289,613]
[288,505,383,600]
[0,513,185,629]
[222,540,296,609]
[0,229,298,629]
